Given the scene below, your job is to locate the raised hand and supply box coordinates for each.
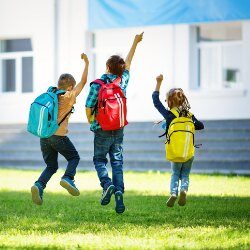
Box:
[81,53,89,64]
[134,32,144,44]
[156,74,163,83]
[155,74,164,91]
[125,32,144,70]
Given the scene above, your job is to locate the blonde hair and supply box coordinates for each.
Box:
[166,88,191,116]
[58,73,76,90]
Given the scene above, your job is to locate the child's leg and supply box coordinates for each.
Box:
[180,157,194,192]
[170,162,182,196]
[167,162,182,207]
[37,138,59,189]
[32,138,58,205]
[93,130,115,206]
[52,136,80,180]
[51,136,80,196]
[109,130,125,214]
[93,130,113,191]
[178,157,194,206]
[109,132,124,194]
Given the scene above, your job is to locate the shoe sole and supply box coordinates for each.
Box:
[31,185,43,205]
[178,191,187,206]
[166,196,177,207]
[60,179,80,196]
[115,193,125,214]
[101,185,115,206]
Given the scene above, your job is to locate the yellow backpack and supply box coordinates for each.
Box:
[165,108,195,162]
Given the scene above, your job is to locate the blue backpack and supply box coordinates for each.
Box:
[27,87,72,138]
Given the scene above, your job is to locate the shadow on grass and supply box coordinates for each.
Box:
[0,190,249,234]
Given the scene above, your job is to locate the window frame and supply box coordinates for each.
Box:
[192,22,243,91]
[197,40,243,90]
[0,42,33,94]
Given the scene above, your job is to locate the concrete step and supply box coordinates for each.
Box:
[0,159,249,174]
[0,121,250,174]
[1,121,250,136]
[0,149,249,161]
[1,140,250,151]
[1,133,250,144]
[1,146,250,154]
[1,119,250,130]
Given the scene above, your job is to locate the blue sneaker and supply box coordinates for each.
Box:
[115,191,125,214]
[31,182,43,205]
[101,184,115,205]
[60,178,80,196]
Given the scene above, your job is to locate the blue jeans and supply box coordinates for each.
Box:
[170,157,194,196]
[37,135,80,189]
[93,128,124,193]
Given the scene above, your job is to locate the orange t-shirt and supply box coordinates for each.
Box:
[54,91,76,136]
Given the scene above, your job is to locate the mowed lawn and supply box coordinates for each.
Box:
[0,169,249,249]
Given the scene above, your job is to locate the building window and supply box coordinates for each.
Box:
[197,22,242,90]
[0,38,33,93]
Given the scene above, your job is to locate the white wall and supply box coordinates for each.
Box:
[0,0,55,124]
[93,25,175,122]
[0,0,249,124]
[55,0,88,123]
[0,0,89,124]
[93,22,250,122]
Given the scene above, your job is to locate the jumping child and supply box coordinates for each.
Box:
[85,32,143,213]
[31,53,89,205]
[152,74,204,207]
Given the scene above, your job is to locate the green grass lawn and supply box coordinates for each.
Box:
[0,169,249,249]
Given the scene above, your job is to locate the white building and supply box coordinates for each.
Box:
[1,0,250,124]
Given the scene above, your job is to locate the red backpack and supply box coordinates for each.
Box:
[94,77,128,131]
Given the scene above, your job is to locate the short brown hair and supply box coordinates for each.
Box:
[106,55,126,76]
[58,73,76,90]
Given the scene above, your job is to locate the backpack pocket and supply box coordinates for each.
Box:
[165,118,195,162]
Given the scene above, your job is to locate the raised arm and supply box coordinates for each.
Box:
[152,74,170,119]
[155,74,163,92]
[125,32,144,70]
[73,53,89,97]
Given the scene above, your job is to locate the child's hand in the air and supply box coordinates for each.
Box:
[134,32,144,44]
[156,74,163,84]
[81,53,89,64]
[155,74,164,91]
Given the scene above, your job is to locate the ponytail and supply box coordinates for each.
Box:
[166,88,191,116]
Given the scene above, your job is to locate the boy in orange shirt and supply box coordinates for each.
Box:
[31,53,89,205]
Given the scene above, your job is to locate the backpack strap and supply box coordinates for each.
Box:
[47,87,66,95]
[90,79,105,87]
[58,107,74,126]
[47,86,57,93]
[170,108,180,118]
[54,89,74,125]
[91,77,121,87]
[56,89,66,95]
[159,109,179,138]
[112,77,122,86]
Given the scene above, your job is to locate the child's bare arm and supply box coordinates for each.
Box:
[73,53,89,97]
[155,74,163,91]
[125,32,144,70]
[86,107,95,124]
